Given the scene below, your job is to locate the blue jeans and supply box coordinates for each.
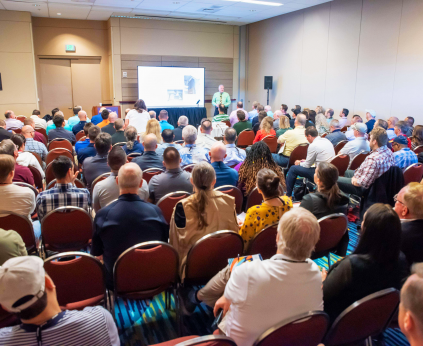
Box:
[32,220,41,241]
[272,153,289,167]
[286,165,316,197]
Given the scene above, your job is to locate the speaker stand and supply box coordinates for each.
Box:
[266,88,270,106]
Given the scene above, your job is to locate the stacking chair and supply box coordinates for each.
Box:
[182,164,195,173]
[340,126,348,133]
[223,120,231,127]
[13,182,38,197]
[143,168,165,183]
[28,165,43,191]
[152,335,237,346]
[45,148,73,166]
[261,135,278,153]
[47,178,85,190]
[75,130,85,141]
[413,145,423,154]
[174,140,185,144]
[127,153,142,162]
[214,185,243,214]
[44,252,107,310]
[245,187,263,212]
[282,143,309,173]
[48,138,73,152]
[157,191,191,224]
[403,163,423,185]
[334,140,348,155]
[348,151,370,171]
[91,172,111,192]
[29,151,43,167]
[112,142,126,147]
[237,129,255,148]
[45,162,55,186]
[35,128,48,143]
[246,223,278,260]
[329,154,350,177]
[16,115,27,123]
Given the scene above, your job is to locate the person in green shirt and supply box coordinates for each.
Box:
[233,110,252,135]
[276,115,293,137]
[212,85,231,116]
[0,228,27,266]
[213,104,230,123]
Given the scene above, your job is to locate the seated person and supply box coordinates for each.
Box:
[253,116,276,143]
[173,115,188,141]
[46,111,72,134]
[411,125,423,151]
[196,118,217,151]
[47,112,76,145]
[93,146,148,212]
[91,107,105,125]
[325,119,347,146]
[344,115,363,141]
[0,139,34,186]
[0,228,27,265]
[239,168,292,249]
[92,163,168,289]
[101,112,117,136]
[0,119,12,141]
[132,133,164,171]
[338,108,350,128]
[158,110,174,132]
[67,105,83,128]
[30,109,47,130]
[391,120,411,149]
[213,104,230,123]
[209,142,238,188]
[394,183,423,265]
[21,125,48,161]
[23,118,47,145]
[148,147,193,204]
[338,123,370,160]
[404,116,414,137]
[223,128,246,167]
[387,116,399,140]
[75,122,94,154]
[4,110,23,130]
[233,110,252,135]
[97,109,110,128]
[36,156,90,220]
[251,105,265,128]
[252,110,267,135]
[72,110,89,135]
[275,115,292,137]
[140,118,163,144]
[156,129,182,157]
[322,203,409,322]
[170,162,238,279]
[111,119,126,145]
[0,256,119,345]
[285,126,334,198]
[179,125,209,166]
[82,133,112,190]
[122,126,144,155]
[392,135,417,172]
[77,125,100,165]
[11,134,44,179]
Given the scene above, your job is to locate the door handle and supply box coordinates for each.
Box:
[68,107,73,109]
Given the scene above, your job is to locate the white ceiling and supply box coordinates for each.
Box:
[0,0,332,25]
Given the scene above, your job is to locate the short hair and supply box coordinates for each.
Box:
[370,127,388,147]
[32,110,41,116]
[73,106,82,115]
[330,119,341,129]
[405,116,415,126]
[101,109,109,120]
[88,125,101,142]
[53,114,64,128]
[178,115,188,126]
[296,114,307,126]
[395,121,408,135]
[200,119,212,132]
[0,139,16,157]
[353,115,363,123]
[257,105,264,112]
[257,168,280,198]
[83,122,94,136]
[114,119,124,131]
[162,129,174,143]
[252,101,259,109]
[52,156,73,179]
[0,120,5,127]
[0,154,15,183]
[4,111,12,119]
[224,127,237,143]
[143,133,158,150]
[159,110,168,119]
[342,108,349,117]
[118,163,143,189]
[51,108,60,117]
[23,118,34,127]
[237,101,243,108]
[403,183,423,219]
[281,104,288,112]
[305,126,318,138]
[236,110,245,121]
[218,104,226,113]
[258,111,267,123]
[182,125,197,144]
[326,108,334,117]
[149,110,156,119]
[401,263,423,328]
[95,133,112,155]
[376,119,388,130]
[277,208,320,261]
[163,147,180,165]
[10,134,25,150]
[108,146,127,171]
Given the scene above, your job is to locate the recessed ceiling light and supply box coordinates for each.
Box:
[224,0,282,6]
[33,4,40,6]
[57,13,61,15]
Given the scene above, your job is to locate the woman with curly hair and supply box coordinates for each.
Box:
[236,141,286,196]
[140,118,163,143]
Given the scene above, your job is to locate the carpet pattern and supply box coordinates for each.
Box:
[115,222,410,346]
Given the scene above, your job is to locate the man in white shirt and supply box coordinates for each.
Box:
[213,208,323,346]
[196,118,217,151]
[30,110,47,130]
[285,126,335,197]
[229,102,249,126]
[4,110,23,130]
[339,123,370,160]
[345,115,363,141]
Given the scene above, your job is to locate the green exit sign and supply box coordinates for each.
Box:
[65,45,76,52]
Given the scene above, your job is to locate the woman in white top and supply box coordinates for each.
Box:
[125,99,150,134]
[315,106,329,136]
[10,134,45,178]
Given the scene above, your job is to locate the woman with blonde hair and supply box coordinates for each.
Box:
[170,162,238,278]
[276,115,292,137]
[253,116,276,143]
[141,118,162,143]
[315,106,329,135]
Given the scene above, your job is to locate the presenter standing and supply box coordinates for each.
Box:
[212,85,231,116]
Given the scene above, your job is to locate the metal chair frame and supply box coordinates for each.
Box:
[347,150,370,171]
[176,335,238,346]
[403,162,423,184]
[47,138,73,151]
[46,179,85,190]
[112,142,126,147]
[214,185,243,214]
[182,164,195,172]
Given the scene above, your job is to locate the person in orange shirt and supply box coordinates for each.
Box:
[97,109,110,128]
[253,116,276,143]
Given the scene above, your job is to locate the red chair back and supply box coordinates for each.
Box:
[413,145,423,154]
[288,144,309,166]
[28,165,43,191]
[127,153,142,162]
[114,242,179,300]
[324,288,399,346]
[223,120,231,127]
[261,135,278,153]
[143,168,164,183]
[35,128,48,143]
[253,311,329,346]
[44,252,106,310]
[334,140,348,155]
[47,179,85,190]
[340,126,348,133]
[246,223,278,260]
[321,133,328,138]
[16,115,26,123]
[182,164,195,173]
[112,142,126,147]
[0,211,37,254]
[157,191,191,224]
[314,214,348,254]
[348,151,370,171]
[245,187,263,211]
[45,149,73,166]
[403,163,423,185]
[41,207,92,252]
[45,162,55,185]
[0,306,19,328]
[214,185,243,214]
[13,128,22,134]
[329,154,350,177]
[237,129,255,148]
[48,138,73,152]
[75,130,85,141]
[184,231,243,285]
[91,173,110,191]
[28,152,43,167]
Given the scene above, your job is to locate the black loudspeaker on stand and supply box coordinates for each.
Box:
[264,76,273,106]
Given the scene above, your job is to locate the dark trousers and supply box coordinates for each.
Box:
[214,106,228,116]
[337,169,365,196]
[286,165,316,197]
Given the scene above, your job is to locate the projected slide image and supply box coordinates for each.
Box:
[168,89,183,101]
[184,75,197,94]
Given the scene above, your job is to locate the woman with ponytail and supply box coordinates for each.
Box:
[170,162,238,279]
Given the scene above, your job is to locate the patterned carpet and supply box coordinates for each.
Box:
[114,222,410,346]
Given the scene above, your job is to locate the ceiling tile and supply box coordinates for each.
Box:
[86,9,112,19]
[130,9,171,15]
[214,5,266,16]
[48,2,92,19]
[1,0,49,16]
[93,0,141,8]
[167,11,207,18]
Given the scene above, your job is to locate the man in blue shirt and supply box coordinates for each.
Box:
[179,125,209,166]
[248,101,259,120]
[209,141,238,188]
[156,129,182,156]
[91,107,106,125]
[75,123,93,154]
[132,133,164,171]
[78,125,100,165]
[365,109,376,134]
[325,119,347,146]
[223,128,246,167]
[158,110,174,132]
[392,135,418,172]
[72,110,89,135]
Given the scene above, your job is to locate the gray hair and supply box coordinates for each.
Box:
[115,118,124,131]
[118,162,143,189]
[124,126,137,150]
[0,139,17,157]
[330,119,341,129]
[149,111,156,119]
[182,125,197,144]
[224,128,237,143]
[296,114,307,126]
[178,115,188,126]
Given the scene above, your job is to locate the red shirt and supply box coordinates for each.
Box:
[13,164,34,186]
[34,131,47,145]
[253,129,276,144]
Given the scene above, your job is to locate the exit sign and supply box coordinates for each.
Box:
[66,45,76,52]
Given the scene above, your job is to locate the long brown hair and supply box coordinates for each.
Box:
[412,125,423,146]
[134,99,147,112]
[315,162,343,209]
[191,162,216,229]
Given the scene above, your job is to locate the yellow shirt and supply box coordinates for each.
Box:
[277,126,308,156]
[239,196,293,249]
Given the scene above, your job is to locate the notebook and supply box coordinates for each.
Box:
[228,254,263,272]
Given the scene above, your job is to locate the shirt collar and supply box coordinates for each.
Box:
[143,150,157,155]
[185,144,195,148]
[211,161,225,167]
[271,253,301,262]
[388,128,395,131]
[95,154,108,159]
[55,183,74,189]
[167,167,182,173]
[118,193,142,201]
[159,120,168,124]
[332,129,341,133]
[399,147,411,152]
[226,143,236,148]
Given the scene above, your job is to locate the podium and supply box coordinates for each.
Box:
[91,106,122,118]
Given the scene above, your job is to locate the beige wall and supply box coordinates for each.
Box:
[246,0,423,124]
[32,17,111,110]
[0,10,38,118]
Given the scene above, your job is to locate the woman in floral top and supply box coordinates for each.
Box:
[239,168,292,249]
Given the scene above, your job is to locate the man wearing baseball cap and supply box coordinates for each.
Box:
[0,256,119,345]
[392,135,418,172]
[365,109,376,133]
[339,123,370,160]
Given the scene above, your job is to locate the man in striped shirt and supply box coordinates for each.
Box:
[0,256,119,346]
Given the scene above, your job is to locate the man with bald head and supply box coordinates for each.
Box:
[387,116,399,140]
[21,125,48,161]
[132,133,164,171]
[91,162,168,289]
[72,110,89,135]
[210,141,238,187]
[4,110,22,130]
[23,118,46,145]
[101,112,118,136]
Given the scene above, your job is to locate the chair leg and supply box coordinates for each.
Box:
[174,285,182,337]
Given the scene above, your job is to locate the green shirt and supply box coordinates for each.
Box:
[0,228,27,266]
[213,114,229,122]
[276,127,292,137]
[212,91,231,108]
[233,120,253,135]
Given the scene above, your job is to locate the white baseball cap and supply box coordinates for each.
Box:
[365,109,376,118]
[352,123,367,134]
[0,256,45,312]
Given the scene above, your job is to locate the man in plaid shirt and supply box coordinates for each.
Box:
[392,135,418,172]
[36,156,90,220]
[338,127,394,196]
[21,126,48,161]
